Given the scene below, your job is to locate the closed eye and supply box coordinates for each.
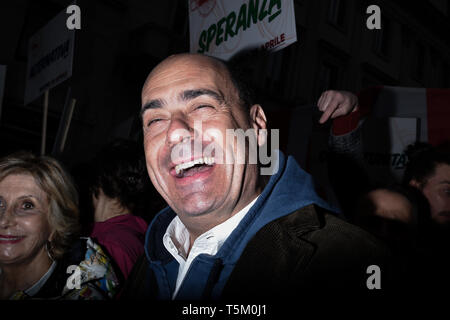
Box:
[194,105,215,112]
[196,105,212,109]
[147,118,163,127]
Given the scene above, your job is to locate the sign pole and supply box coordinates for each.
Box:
[41,89,49,155]
[60,98,76,154]
[0,65,6,124]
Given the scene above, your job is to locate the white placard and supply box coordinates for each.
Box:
[189,0,297,60]
[24,5,75,105]
[362,117,418,183]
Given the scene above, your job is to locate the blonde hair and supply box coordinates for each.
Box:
[0,152,80,259]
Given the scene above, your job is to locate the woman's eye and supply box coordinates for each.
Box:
[22,202,34,210]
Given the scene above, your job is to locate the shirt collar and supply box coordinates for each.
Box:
[163,196,259,261]
[25,261,57,297]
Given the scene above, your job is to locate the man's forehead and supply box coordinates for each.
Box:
[141,54,235,103]
[162,53,224,69]
[147,55,226,82]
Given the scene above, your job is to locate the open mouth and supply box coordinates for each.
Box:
[174,156,215,178]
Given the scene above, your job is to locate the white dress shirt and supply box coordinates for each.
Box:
[163,196,259,299]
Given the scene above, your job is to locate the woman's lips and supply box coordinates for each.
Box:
[0,235,25,244]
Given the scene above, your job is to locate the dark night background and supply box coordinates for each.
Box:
[0,1,449,313]
[0,0,449,168]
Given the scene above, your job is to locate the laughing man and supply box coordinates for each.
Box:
[122,53,389,300]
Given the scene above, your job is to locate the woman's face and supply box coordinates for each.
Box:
[0,174,52,266]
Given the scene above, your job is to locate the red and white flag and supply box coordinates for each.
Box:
[353,86,450,146]
[289,86,450,205]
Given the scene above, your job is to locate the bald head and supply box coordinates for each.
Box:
[142,54,253,114]
[145,54,227,83]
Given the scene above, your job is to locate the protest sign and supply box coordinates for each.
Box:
[189,0,297,60]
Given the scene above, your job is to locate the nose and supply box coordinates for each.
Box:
[166,116,194,147]
[0,208,16,229]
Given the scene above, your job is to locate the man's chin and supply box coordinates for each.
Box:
[180,205,216,218]
[173,195,218,218]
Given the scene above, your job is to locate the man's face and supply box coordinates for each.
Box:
[141,55,261,232]
[421,164,450,226]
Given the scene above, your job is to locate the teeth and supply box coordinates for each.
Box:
[175,157,215,175]
[0,237,21,241]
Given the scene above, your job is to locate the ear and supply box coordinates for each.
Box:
[249,104,267,146]
[92,187,103,207]
[91,192,97,210]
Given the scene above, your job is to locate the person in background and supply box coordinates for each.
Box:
[0,152,119,300]
[316,90,371,223]
[402,142,450,290]
[403,142,450,229]
[88,139,160,281]
[354,185,430,252]
[317,89,450,229]
[317,90,450,291]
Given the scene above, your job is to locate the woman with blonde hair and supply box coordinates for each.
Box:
[0,152,119,299]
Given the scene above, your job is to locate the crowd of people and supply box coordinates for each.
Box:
[0,53,448,301]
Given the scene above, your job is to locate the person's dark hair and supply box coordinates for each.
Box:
[213,50,263,111]
[89,139,148,215]
[224,58,255,111]
[402,141,450,187]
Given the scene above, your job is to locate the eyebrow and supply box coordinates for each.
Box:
[140,88,225,120]
[140,99,164,120]
[18,195,42,202]
[180,89,225,104]
[0,195,42,206]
